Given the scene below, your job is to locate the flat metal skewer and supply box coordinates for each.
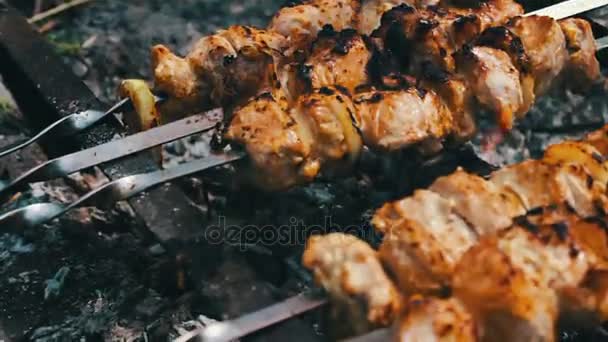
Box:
[0,110,222,198]
[174,291,327,342]
[0,95,165,159]
[0,150,244,229]
[527,0,608,19]
[596,35,608,51]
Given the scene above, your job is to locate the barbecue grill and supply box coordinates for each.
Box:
[2,0,608,341]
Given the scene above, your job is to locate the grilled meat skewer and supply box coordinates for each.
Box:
[303,127,608,340]
[150,0,525,120]
[131,0,602,192]
[225,18,600,190]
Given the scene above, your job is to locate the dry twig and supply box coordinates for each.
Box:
[28,0,93,24]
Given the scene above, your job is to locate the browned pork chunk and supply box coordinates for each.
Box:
[559,18,601,90]
[394,296,477,342]
[302,233,403,338]
[353,86,453,150]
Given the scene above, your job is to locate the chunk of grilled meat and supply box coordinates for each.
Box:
[271,0,451,50]
[269,0,359,51]
[490,160,608,218]
[279,27,373,101]
[508,15,569,96]
[394,296,477,341]
[353,86,453,150]
[223,92,315,191]
[452,227,561,342]
[302,232,403,338]
[376,189,477,294]
[225,87,366,191]
[559,18,602,90]
[456,45,527,130]
[430,169,526,235]
[417,63,477,141]
[152,26,286,119]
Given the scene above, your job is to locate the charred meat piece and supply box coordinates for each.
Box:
[375,189,477,294]
[224,91,315,191]
[419,64,477,142]
[559,18,601,90]
[269,0,358,51]
[429,168,526,235]
[152,26,286,118]
[507,15,569,96]
[456,45,527,130]
[291,87,363,176]
[358,0,426,36]
[394,296,477,341]
[452,230,560,342]
[280,27,373,100]
[302,232,403,337]
[377,0,523,72]
[353,86,453,151]
[226,87,363,190]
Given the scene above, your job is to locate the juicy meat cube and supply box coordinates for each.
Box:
[374,189,477,294]
[225,92,315,191]
[456,46,525,130]
[429,168,526,235]
[453,233,559,342]
[394,296,477,342]
[559,18,601,90]
[302,233,403,336]
[508,15,568,96]
[353,87,453,151]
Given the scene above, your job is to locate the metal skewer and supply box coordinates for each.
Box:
[0,110,222,198]
[174,291,327,342]
[596,35,608,51]
[0,150,244,229]
[527,0,608,19]
[0,95,165,159]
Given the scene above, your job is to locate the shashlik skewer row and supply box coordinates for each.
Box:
[303,126,608,340]
[149,0,526,121]
[0,1,600,163]
[220,16,600,190]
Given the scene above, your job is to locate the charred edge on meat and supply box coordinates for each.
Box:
[551,222,569,241]
[514,215,540,234]
[475,26,531,73]
[421,61,451,83]
[211,121,230,151]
